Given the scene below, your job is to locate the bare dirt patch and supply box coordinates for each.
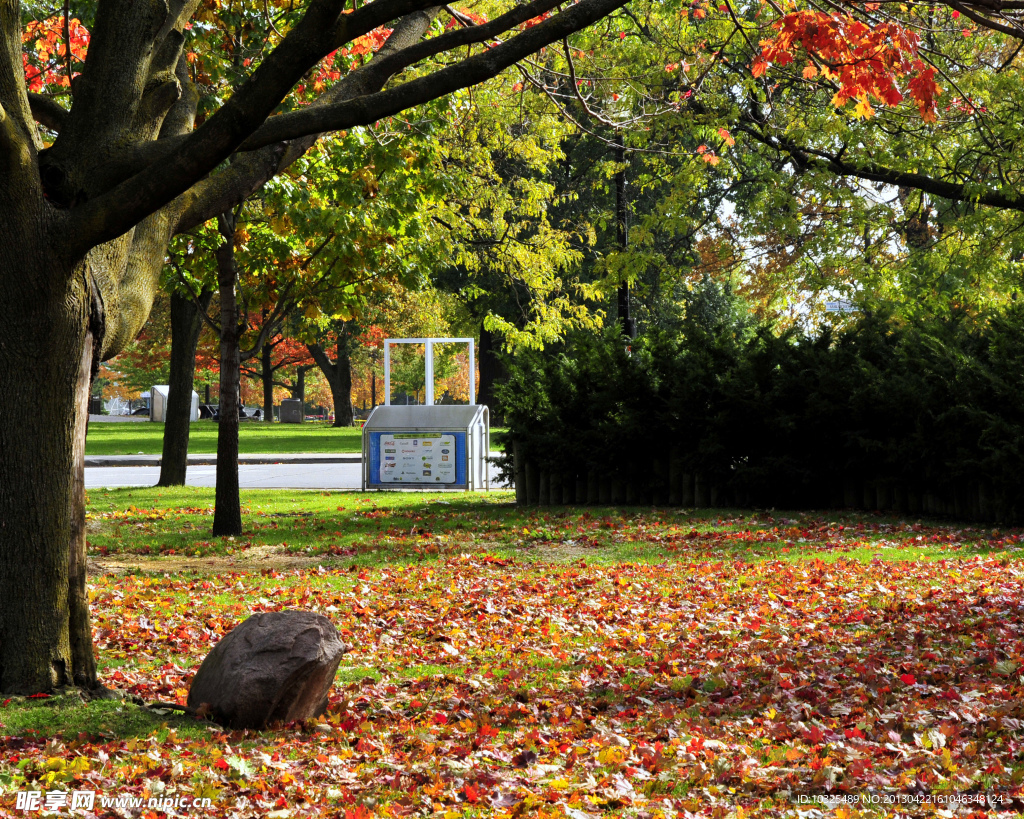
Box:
[88,544,341,576]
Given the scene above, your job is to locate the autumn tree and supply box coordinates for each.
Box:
[0,0,634,696]
[704,0,1024,315]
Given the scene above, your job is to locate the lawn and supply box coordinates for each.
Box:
[85,420,365,455]
[4,492,1024,818]
[84,422,507,456]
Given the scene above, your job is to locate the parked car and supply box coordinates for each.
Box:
[131,406,150,416]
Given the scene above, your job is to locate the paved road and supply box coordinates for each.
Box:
[85,461,509,490]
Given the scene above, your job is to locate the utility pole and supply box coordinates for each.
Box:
[615,134,635,339]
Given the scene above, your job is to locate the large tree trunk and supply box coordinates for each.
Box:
[212,213,243,537]
[0,251,100,693]
[307,326,355,427]
[158,288,213,486]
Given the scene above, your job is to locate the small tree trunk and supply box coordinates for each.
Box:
[261,341,275,422]
[513,440,527,505]
[478,323,503,417]
[213,213,243,537]
[332,332,355,427]
[158,288,212,486]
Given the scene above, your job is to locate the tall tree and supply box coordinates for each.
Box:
[307,322,357,426]
[0,0,633,695]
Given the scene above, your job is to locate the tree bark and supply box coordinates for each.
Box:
[0,255,99,693]
[68,324,99,690]
[212,212,243,536]
[158,287,213,486]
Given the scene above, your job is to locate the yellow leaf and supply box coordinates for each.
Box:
[597,746,627,765]
[853,97,875,119]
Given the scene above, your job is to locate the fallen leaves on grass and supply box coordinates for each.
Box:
[5,547,1024,816]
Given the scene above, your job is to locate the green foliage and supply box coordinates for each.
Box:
[501,289,1024,521]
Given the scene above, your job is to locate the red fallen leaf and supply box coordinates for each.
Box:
[900,673,917,685]
[432,712,448,724]
[214,758,230,770]
[512,749,537,767]
[27,693,50,699]
[463,784,480,803]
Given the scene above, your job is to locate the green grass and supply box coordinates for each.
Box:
[0,694,206,742]
[85,420,364,455]
[85,420,508,455]
[85,485,1021,565]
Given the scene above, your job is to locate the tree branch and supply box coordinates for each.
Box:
[175,7,442,233]
[97,0,560,189]
[307,342,338,380]
[27,94,68,132]
[205,0,631,151]
[945,1,1024,39]
[67,0,439,255]
[50,0,169,157]
[738,123,1024,213]
[0,0,40,149]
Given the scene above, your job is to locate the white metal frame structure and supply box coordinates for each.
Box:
[383,337,475,406]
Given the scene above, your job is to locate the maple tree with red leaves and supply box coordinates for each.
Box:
[752,10,941,121]
[731,0,1024,216]
[21,15,89,94]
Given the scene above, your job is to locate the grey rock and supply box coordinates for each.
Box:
[187,611,347,729]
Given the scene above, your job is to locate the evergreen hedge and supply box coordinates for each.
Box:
[498,292,1024,521]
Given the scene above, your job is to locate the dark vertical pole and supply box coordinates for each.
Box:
[615,134,635,339]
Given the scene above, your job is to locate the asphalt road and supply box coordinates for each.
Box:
[85,462,509,490]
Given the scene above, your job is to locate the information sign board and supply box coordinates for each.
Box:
[379,433,457,484]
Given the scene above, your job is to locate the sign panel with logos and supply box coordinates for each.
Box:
[367,430,467,487]
[379,433,457,484]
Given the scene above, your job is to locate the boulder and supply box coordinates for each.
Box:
[187,611,347,729]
